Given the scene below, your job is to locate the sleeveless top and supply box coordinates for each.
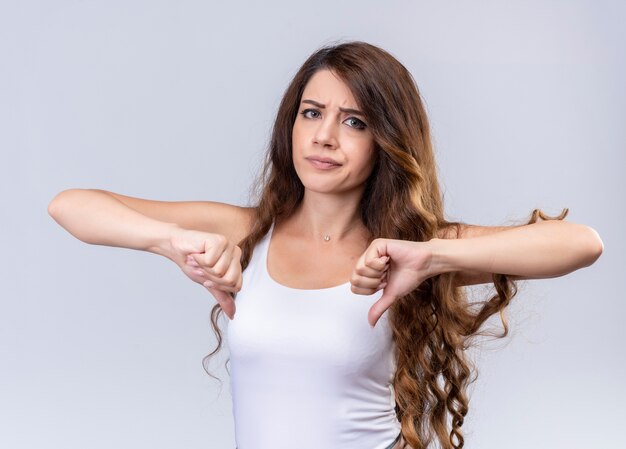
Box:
[226,221,401,449]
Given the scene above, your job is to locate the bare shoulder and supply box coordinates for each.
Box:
[204,203,255,245]
[103,190,256,244]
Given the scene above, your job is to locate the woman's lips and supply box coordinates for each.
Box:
[307,158,342,170]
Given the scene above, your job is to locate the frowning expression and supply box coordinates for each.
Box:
[292,69,377,194]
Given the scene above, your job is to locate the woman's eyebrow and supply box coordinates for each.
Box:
[301,99,365,117]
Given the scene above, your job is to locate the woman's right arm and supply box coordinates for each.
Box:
[47,189,254,260]
[48,189,249,318]
[48,189,182,259]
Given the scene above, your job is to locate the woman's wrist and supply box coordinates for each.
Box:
[425,237,459,277]
[147,222,183,260]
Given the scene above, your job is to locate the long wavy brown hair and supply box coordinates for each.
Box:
[202,40,568,449]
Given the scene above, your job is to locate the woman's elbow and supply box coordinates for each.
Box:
[48,191,67,219]
[581,226,604,267]
[48,189,81,221]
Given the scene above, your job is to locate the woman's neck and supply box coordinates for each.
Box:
[287,191,367,243]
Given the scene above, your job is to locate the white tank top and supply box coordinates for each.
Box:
[226,221,401,449]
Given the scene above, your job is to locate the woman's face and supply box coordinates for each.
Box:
[292,69,377,195]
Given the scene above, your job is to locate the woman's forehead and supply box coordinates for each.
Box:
[301,69,360,109]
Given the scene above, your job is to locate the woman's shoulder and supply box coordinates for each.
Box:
[204,203,256,245]
[227,205,257,244]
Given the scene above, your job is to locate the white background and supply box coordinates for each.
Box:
[1,1,624,448]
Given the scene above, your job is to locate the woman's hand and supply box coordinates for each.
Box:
[168,228,241,320]
[351,238,436,327]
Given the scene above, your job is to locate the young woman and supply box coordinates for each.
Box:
[48,41,604,449]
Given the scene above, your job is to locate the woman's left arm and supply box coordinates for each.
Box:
[431,220,604,286]
[352,220,603,327]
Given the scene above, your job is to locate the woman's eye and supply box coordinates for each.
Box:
[345,117,367,130]
[301,108,320,119]
[300,109,367,130]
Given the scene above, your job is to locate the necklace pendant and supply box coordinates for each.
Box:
[323,234,330,242]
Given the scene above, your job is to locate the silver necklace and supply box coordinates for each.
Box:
[323,234,330,242]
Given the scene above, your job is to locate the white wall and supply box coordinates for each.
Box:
[1,1,623,448]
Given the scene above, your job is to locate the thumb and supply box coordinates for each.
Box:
[204,282,236,319]
[368,290,395,328]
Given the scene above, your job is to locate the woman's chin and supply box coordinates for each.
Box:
[301,183,341,194]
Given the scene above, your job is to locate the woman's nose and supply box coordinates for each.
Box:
[313,117,339,148]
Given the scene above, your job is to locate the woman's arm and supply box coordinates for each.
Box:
[48,189,180,259]
[48,189,254,257]
[354,220,603,326]
[48,189,246,318]
[429,220,604,281]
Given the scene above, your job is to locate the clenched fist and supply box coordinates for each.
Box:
[167,228,242,320]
